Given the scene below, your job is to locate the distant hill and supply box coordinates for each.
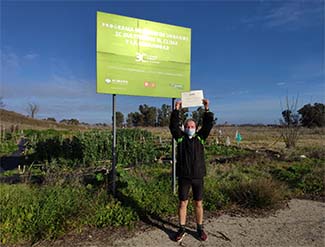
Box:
[0,108,89,130]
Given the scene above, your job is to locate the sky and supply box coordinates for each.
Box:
[1,0,324,124]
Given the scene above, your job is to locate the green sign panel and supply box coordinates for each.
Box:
[96,12,191,98]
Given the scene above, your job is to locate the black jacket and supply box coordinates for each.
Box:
[169,110,214,178]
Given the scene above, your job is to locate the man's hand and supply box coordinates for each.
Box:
[175,101,182,110]
[202,99,209,111]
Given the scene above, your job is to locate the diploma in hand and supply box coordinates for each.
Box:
[181,90,204,108]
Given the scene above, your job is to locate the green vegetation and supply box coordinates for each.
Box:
[0,132,20,156]
[205,144,251,158]
[0,127,324,245]
[0,141,17,156]
[0,184,138,245]
[271,159,325,196]
[19,129,163,167]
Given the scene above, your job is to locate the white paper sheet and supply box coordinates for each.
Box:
[181,90,204,108]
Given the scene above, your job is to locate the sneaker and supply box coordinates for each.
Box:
[198,229,208,241]
[175,228,186,242]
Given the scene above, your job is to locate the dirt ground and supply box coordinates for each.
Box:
[34,199,325,247]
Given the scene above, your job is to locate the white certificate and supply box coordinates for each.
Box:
[181,90,204,108]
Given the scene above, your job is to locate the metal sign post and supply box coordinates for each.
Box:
[111,94,117,196]
[172,98,176,194]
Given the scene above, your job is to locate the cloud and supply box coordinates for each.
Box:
[242,1,323,30]
[276,82,286,86]
[230,90,249,96]
[1,51,20,69]
[1,49,40,71]
[23,53,39,60]
[3,74,95,100]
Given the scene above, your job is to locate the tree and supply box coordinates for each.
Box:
[179,107,189,123]
[298,103,325,128]
[60,119,79,125]
[139,104,157,127]
[127,112,143,127]
[45,117,56,122]
[157,104,171,126]
[27,103,39,118]
[116,111,124,127]
[281,109,299,127]
[192,107,205,127]
[279,95,300,148]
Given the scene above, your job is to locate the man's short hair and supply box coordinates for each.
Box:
[184,118,197,128]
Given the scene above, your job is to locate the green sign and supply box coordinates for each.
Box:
[96,12,191,98]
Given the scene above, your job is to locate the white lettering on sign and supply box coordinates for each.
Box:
[101,22,189,51]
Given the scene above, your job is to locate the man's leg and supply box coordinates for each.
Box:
[192,179,207,241]
[179,200,189,225]
[194,200,203,225]
[175,178,190,242]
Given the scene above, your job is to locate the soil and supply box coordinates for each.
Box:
[32,199,325,247]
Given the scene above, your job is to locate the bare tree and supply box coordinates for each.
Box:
[27,103,39,118]
[280,94,300,149]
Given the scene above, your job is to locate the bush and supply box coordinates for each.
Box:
[302,168,325,195]
[225,178,286,208]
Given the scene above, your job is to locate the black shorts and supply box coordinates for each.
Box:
[178,177,204,201]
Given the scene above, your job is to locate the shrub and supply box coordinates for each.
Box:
[225,178,286,209]
[301,165,325,195]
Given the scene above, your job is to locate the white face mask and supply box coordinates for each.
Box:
[185,128,195,137]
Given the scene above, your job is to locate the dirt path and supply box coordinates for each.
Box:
[36,199,325,247]
[112,199,325,247]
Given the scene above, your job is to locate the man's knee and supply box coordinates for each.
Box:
[179,200,188,209]
[194,200,203,208]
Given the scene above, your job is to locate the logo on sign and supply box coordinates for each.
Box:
[105,78,128,85]
[135,52,159,64]
[144,81,156,88]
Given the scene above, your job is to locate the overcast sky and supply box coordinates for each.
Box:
[1,0,324,124]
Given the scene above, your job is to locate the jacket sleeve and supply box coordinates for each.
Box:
[197,111,214,140]
[169,110,183,140]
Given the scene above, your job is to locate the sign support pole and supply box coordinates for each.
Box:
[111,94,117,196]
[172,98,177,194]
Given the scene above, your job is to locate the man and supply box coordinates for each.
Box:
[169,99,214,242]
